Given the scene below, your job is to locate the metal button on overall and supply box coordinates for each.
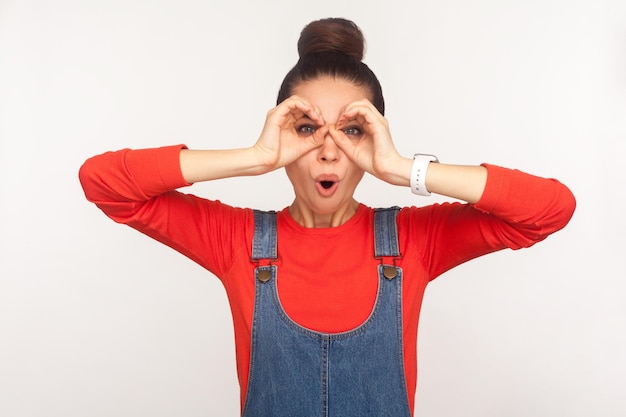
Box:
[257,269,271,283]
[383,266,398,279]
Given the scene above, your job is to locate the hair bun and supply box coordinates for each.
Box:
[297,18,365,61]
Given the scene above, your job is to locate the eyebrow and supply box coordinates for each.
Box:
[297,115,319,125]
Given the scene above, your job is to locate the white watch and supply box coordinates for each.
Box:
[410,153,439,196]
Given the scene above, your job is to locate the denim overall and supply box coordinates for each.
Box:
[242,208,411,417]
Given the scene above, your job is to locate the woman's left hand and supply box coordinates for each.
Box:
[329,99,410,186]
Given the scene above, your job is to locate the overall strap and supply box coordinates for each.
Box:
[252,210,278,261]
[374,206,402,258]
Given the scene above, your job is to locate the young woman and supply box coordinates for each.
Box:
[79,17,576,417]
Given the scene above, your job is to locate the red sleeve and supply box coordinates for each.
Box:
[401,164,576,280]
[78,145,252,279]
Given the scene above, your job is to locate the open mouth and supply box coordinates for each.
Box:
[315,175,340,196]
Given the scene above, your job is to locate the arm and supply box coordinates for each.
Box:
[78,145,251,276]
[179,95,327,184]
[329,99,488,204]
[330,99,573,211]
[78,97,327,273]
[79,96,328,221]
[329,99,575,277]
[361,156,489,204]
[404,163,576,279]
[79,145,191,222]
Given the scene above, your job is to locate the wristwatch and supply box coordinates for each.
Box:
[410,153,439,196]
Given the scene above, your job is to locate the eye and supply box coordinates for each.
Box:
[296,124,317,136]
[343,126,362,137]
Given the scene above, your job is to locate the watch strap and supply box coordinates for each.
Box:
[410,153,439,196]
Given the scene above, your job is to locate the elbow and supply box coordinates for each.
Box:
[551,182,577,232]
[513,183,577,248]
[78,153,115,204]
[78,157,98,202]
[527,182,576,245]
[78,154,114,204]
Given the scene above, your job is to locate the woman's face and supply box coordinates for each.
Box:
[285,76,369,220]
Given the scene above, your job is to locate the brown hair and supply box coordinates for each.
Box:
[277,18,385,115]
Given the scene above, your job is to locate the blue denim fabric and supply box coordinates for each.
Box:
[242,208,411,417]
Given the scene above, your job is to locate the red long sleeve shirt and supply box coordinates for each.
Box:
[79,145,575,415]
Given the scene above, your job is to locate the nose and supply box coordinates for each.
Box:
[319,133,339,162]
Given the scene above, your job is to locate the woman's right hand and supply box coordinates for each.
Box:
[253,96,327,172]
[179,97,327,184]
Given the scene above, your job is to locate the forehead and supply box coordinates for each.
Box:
[292,77,370,120]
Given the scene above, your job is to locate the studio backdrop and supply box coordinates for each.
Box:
[1,1,624,416]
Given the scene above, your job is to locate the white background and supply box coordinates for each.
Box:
[1,0,625,416]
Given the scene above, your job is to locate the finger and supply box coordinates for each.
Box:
[336,100,384,130]
[312,104,325,126]
[327,126,354,153]
[311,125,329,146]
[273,96,324,125]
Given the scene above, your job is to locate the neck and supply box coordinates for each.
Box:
[289,199,360,228]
